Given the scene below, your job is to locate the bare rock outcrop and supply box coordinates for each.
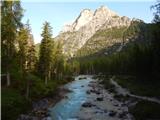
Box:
[56,6,132,57]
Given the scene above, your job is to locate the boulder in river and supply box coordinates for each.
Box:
[96,97,103,101]
[108,110,117,117]
[79,77,87,80]
[82,102,94,107]
[118,112,126,118]
[90,89,101,95]
[86,90,91,94]
[113,103,119,107]
[95,91,101,95]
[62,95,68,99]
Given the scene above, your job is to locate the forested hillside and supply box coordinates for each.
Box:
[1,1,75,120]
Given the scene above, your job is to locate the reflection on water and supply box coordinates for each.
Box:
[49,75,93,120]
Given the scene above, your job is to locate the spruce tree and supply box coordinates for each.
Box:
[1,1,23,86]
[17,21,36,99]
[38,22,53,85]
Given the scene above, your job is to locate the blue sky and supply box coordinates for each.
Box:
[21,1,155,43]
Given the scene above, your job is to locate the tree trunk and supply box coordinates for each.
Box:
[26,81,29,99]
[45,75,48,85]
[7,72,10,87]
[48,70,51,81]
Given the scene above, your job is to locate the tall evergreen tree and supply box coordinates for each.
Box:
[25,20,37,73]
[53,41,65,80]
[38,22,53,85]
[17,21,36,99]
[1,1,23,86]
[17,26,29,75]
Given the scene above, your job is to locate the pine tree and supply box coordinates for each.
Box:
[17,21,37,99]
[38,22,53,85]
[1,1,23,86]
[53,41,65,80]
[25,20,37,73]
[17,26,29,75]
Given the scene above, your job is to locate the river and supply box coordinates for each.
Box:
[49,75,93,120]
[48,75,133,120]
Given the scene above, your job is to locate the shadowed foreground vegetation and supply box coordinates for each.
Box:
[129,100,160,120]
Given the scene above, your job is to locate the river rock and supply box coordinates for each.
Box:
[90,89,101,95]
[113,103,119,107]
[64,95,68,99]
[96,91,101,95]
[33,98,49,111]
[34,109,48,118]
[86,90,91,94]
[17,114,38,120]
[82,102,94,107]
[79,77,87,80]
[104,109,108,113]
[96,97,103,101]
[118,112,126,118]
[42,116,52,120]
[108,110,117,117]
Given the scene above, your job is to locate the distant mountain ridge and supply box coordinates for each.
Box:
[55,5,142,57]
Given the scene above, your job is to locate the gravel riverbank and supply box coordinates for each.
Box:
[17,87,71,120]
[77,79,134,120]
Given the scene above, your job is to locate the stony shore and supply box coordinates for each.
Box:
[17,87,71,120]
[77,79,135,120]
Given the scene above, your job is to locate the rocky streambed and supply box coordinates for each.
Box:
[49,75,136,120]
[18,75,139,120]
[77,77,134,120]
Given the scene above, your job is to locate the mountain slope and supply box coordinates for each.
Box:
[55,6,132,57]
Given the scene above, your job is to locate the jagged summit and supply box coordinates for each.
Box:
[56,5,132,57]
[72,9,94,31]
[94,5,117,17]
[61,5,118,33]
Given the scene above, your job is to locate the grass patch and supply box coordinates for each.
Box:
[114,75,160,98]
[98,75,117,94]
[30,75,74,100]
[129,100,160,120]
[2,74,74,119]
[1,89,31,120]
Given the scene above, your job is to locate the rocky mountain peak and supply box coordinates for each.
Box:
[72,9,94,31]
[94,5,117,17]
[61,6,118,33]
[57,5,132,57]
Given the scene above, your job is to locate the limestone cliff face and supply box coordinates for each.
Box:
[56,6,132,57]
[61,9,94,33]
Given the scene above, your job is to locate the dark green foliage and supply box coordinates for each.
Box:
[115,75,160,97]
[1,89,31,120]
[75,22,160,81]
[1,1,24,86]
[1,2,73,119]
[129,100,160,120]
[38,22,53,84]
